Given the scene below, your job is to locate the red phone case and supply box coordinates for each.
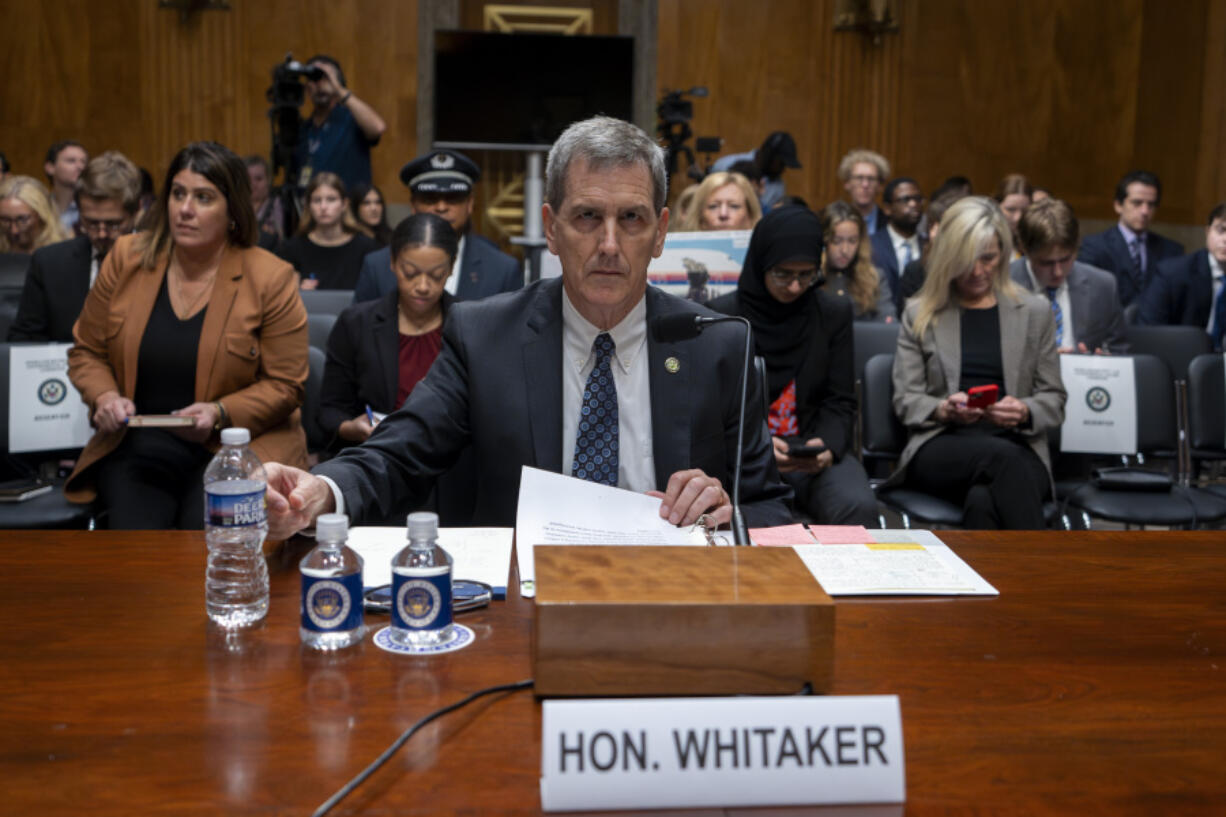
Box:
[966,384,999,408]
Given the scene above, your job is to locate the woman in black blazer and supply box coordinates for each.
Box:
[709,205,878,526]
[320,214,457,444]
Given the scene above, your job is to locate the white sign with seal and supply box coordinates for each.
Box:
[1059,354,1136,454]
[8,343,91,453]
[540,695,905,812]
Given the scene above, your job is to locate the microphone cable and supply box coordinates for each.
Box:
[312,678,535,816]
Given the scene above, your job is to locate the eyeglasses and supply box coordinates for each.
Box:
[80,217,130,235]
[767,267,821,287]
[0,214,35,229]
[849,174,880,186]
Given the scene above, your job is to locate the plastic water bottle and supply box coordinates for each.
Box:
[388,511,455,648]
[203,427,269,628]
[300,513,365,650]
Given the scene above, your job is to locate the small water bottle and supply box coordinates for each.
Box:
[388,511,454,648]
[300,513,365,650]
[203,427,269,628]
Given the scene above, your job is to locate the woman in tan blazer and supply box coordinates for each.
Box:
[66,141,309,528]
[887,196,1066,528]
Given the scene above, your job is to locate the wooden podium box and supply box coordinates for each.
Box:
[532,545,834,697]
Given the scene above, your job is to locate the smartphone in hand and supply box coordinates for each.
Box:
[787,443,828,458]
[966,384,1000,409]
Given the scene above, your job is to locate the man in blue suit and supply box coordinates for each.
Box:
[353,149,521,303]
[1137,202,1226,348]
[1078,170,1184,311]
[869,176,924,314]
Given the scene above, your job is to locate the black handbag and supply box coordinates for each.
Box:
[1090,467,1173,492]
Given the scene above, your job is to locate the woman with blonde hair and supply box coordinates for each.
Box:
[885,196,1065,528]
[275,171,378,290]
[0,176,70,253]
[819,201,894,322]
[677,171,762,232]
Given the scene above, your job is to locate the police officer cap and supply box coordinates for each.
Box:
[400,150,480,194]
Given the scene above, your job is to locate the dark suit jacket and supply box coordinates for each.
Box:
[8,235,92,342]
[353,233,522,303]
[65,234,310,501]
[315,278,792,527]
[1009,257,1129,353]
[1077,226,1184,308]
[708,289,857,462]
[869,226,920,314]
[1136,249,1215,330]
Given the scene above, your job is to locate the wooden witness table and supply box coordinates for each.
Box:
[2,530,1224,815]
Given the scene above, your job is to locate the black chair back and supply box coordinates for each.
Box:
[302,345,329,454]
[1125,325,1211,382]
[1186,353,1224,451]
[853,322,900,383]
[1132,354,1177,453]
[299,289,355,316]
[861,353,906,459]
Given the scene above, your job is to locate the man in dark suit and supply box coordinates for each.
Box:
[1009,198,1128,354]
[263,116,791,537]
[1077,170,1184,310]
[353,149,521,303]
[1136,202,1226,348]
[9,151,141,342]
[869,177,924,313]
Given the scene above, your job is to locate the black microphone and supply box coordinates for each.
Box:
[649,312,755,546]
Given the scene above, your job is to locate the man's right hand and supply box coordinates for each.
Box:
[264,462,336,541]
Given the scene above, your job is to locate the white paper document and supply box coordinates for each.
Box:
[346,526,513,593]
[792,529,997,596]
[7,343,91,453]
[515,467,707,592]
[1059,354,1137,454]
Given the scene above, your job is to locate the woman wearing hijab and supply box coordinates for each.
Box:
[709,206,878,526]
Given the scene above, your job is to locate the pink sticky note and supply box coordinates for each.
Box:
[807,525,871,544]
[749,524,817,546]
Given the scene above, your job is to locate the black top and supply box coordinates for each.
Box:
[960,305,1005,392]
[275,232,380,290]
[133,276,206,414]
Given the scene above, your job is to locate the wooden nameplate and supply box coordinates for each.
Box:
[532,545,834,697]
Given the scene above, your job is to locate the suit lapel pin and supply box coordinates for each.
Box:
[665,356,680,374]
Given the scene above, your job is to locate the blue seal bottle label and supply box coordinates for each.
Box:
[301,572,364,632]
[391,566,453,631]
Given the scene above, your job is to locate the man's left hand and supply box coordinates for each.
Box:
[648,469,732,528]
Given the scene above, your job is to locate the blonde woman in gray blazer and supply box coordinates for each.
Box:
[887,197,1066,528]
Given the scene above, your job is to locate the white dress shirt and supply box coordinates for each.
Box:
[886,224,921,274]
[1026,260,1076,351]
[1206,254,1225,336]
[560,289,656,493]
[443,235,465,296]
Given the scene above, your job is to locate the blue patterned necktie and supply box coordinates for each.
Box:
[1128,236,1144,279]
[1046,287,1063,348]
[572,333,619,486]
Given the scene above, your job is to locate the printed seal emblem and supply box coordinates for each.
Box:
[397,579,442,627]
[431,153,455,169]
[38,378,67,406]
[306,580,351,629]
[1085,386,1111,413]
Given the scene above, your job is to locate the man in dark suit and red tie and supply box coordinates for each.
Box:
[263,116,791,538]
[1137,202,1226,349]
[1077,170,1184,311]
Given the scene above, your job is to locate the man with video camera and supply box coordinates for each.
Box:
[294,55,386,191]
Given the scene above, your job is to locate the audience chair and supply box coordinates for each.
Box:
[1125,324,1211,383]
[0,253,31,340]
[1186,353,1226,491]
[853,321,900,466]
[1061,354,1226,528]
[298,289,354,316]
[0,343,95,529]
[302,345,330,456]
[308,313,337,351]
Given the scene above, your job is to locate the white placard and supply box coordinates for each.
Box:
[346,526,513,594]
[8,343,91,453]
[541,696,905,811]
[1059,354,1137,454]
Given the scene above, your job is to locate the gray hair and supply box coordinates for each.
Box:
[545,116,668,214]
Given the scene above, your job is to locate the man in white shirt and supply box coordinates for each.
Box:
[869,177,923,313]
[43,140,89,234]
[1009,198,1128,355]
[264,116,791,538]
[1137,202,1226,349]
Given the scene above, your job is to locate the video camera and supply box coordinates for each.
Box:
[656,87,721,182]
